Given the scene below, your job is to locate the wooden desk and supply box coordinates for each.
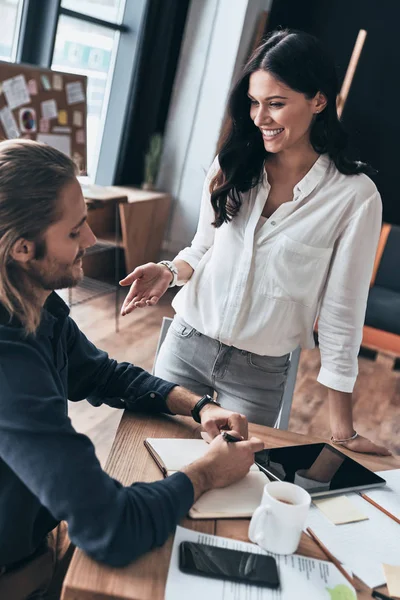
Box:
[62,414,399,600]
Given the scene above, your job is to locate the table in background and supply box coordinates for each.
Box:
[62,414,399,600]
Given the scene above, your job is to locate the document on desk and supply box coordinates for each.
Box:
[366,469,400,518]
[306,482,400,588]
[165,526,357,600]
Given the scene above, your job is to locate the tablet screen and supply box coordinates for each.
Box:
[254,443,386,497]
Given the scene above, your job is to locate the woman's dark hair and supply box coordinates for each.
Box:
[211,29,373,227]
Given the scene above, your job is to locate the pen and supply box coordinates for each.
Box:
[221,431,242,443]
[372,590,393,600]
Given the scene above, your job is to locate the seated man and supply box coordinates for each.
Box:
[0,140,263,599]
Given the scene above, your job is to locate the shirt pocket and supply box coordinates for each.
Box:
[263,234,332,308]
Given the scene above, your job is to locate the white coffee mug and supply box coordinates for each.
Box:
[248,481,311,555]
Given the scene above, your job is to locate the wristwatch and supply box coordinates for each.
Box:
[191,394,221,423]
[158,260,178,288]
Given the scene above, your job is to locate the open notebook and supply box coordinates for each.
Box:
[144,438,268,519]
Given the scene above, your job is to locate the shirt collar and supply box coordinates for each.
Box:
[38,292,70,337]
[0,291,70,337]
[263,153,331,201]
[293,153,331,199]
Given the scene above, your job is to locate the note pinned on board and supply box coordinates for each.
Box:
[41,99,58,120]
[66,81,85,105]
[52,74,63,91]
[39,118,50,133]
[58,110,68,125]
[76,129,85,144]
[314,496,368,525]
[382,564,400,598]
[2,74,30,110]
[27,78,38,95]
[40,75,51,91]
[73,110,83,127]
[0,106,20,138]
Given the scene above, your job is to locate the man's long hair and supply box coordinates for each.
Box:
[0,139,76,335]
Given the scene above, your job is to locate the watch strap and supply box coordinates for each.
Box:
[158,260,178,288]
[191,394,220,423]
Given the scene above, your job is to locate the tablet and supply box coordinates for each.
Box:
[254,443,386,498]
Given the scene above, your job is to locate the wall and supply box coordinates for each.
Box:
[157,0,272,256]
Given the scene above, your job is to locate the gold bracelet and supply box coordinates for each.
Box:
[330,431,358,445]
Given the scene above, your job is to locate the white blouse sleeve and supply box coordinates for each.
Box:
[317,192,382,393]
[173,157,219,269]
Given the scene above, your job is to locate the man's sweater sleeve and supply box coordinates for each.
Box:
[65,316,177,413]
[0,342,194,567]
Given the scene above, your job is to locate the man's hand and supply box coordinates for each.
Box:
[182,432,264,500]
[200,403,248,440]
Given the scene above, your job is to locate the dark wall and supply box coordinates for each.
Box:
[115,0,190,186]
[268,0,400,225]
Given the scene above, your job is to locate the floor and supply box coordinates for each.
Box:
[67,289,400,466]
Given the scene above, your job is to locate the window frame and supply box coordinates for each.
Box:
[16,0,148,183]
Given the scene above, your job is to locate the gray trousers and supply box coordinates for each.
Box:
[154,315,290,427]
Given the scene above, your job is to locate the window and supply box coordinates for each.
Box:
[51,0,127,178]
[0,0,24,62]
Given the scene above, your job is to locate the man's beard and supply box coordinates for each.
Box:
[27,251,85,291]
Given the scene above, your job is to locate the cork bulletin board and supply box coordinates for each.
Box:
[0,60,87,174]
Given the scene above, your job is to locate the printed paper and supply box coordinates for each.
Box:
[52,74,63,91]
[2,75,30,110]
[0,106,20,138]
[19,107,37,133]
[166,526,357,600]
[41,99,58,120]
[66,81,85,105]
[314,496,369,525]
[73,110,83,127]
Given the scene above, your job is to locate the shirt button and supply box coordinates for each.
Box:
[270,220,276,226]
[150,393,156,399]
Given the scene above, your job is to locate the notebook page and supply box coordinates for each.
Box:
[145,438,259,472]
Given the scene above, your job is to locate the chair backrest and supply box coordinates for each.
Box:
[374,224,400,293]
[152,316,173,375]
[152,316,300,430]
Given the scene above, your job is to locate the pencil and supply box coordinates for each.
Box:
[360,493,400,526]
[306,527,357,589]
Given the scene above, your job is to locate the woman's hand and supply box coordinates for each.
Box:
[335,434,391,456]
[119,263,172,315]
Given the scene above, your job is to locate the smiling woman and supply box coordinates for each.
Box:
[120,30,390,457]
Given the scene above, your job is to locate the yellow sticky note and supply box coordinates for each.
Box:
[58,110,68,125]
[383,564,400,598]
[314,496,369,525]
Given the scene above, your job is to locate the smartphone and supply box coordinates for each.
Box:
[179,541,280,588]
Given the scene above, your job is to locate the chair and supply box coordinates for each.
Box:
[152,316,301,430]
[363,223,400,358]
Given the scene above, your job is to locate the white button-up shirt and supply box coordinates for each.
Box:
[172,154,382,393]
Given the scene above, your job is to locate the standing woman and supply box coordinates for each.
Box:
[121,29,389,456]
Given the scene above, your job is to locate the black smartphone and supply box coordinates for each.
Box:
[179,541,280,588]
